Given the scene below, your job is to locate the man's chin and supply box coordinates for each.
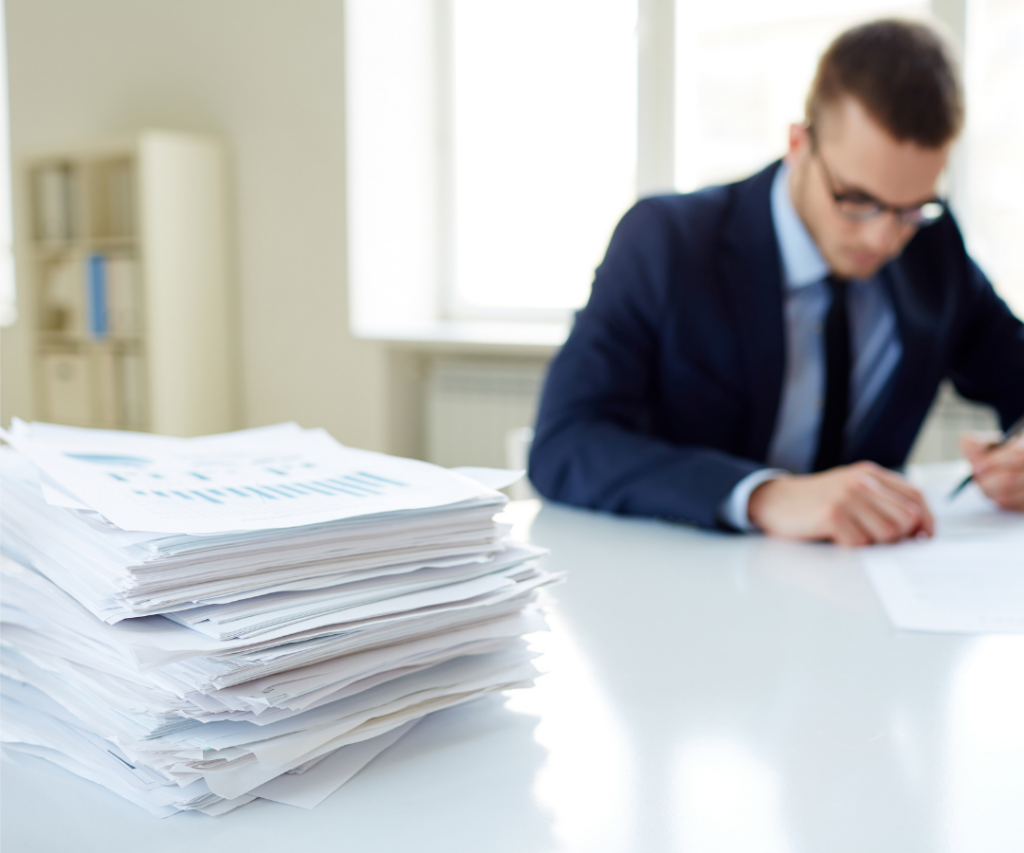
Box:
[832,254,888,280]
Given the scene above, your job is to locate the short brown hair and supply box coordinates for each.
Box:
[806,19,964,148]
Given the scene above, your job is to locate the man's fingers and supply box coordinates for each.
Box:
[818,470,927,545]
[846,487,918,543]
[973,437,1024,477]
[854,467,934,537]
[974,465,1024,509]
[997,483,1024,511]
[968,434,1024,509]
[830,511,871,547]
[842,497,896,544]
[755,465,939,546]
[960,430,1002,463]
[855,461,922,497]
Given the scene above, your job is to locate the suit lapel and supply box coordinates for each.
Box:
[847,260,940,466]
[719,163,787,462]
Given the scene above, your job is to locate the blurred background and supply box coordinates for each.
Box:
[0,0,1020,472]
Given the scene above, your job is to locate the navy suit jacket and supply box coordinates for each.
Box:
[528,161,1024,528]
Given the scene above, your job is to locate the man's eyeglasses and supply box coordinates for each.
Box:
[807,125,946,227]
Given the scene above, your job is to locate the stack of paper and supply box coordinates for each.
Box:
[0,421,556,816]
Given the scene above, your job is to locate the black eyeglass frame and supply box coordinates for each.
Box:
[806,125,946,227]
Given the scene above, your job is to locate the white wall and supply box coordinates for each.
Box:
[1,0,390,451]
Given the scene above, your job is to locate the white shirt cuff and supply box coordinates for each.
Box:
[720,468,789,532]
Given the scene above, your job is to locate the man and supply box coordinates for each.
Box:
[528,19,1024,546]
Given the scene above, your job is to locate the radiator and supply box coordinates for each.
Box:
[425,359,546,471]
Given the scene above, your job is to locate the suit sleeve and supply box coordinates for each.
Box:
[528,198,763,528]
[948,258,1024,429]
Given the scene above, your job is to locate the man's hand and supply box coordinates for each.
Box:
[961,432,1024,511]
[747,461,934,547]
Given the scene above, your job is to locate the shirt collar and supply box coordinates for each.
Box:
[770,161,830,291]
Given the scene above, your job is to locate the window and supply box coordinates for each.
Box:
[344,0,636,334]
[345,0,1022,336]
[957,0,1024,316]
[450,1,636,317]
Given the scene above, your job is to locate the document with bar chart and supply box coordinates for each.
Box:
[4,421,496,534]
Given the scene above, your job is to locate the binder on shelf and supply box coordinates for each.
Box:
[33,164,76,243]
[103,160,135,239]
[86,254,109,339]
[42,258,85,334]
[106,256,141,338]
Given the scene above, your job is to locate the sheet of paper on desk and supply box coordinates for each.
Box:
[856,473,1024,630]
[862,535,1024,633]
[862,482,1024,634]
[927,482,1024,538]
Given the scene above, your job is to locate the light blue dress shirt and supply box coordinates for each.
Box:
[721,163,903,530]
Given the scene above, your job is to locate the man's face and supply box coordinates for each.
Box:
[786,97,951,280]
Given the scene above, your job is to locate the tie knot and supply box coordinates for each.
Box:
[826,274,847,296]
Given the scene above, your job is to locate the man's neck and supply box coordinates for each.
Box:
[771,160,829,290]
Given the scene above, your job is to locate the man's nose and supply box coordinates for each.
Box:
[859,212,910,254]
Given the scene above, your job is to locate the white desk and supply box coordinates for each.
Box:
[4,499,1023,852]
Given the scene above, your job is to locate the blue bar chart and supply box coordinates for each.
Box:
[64,450,409,507]
[128,471,407,505]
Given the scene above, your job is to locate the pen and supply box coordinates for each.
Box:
[948,414,1024,500]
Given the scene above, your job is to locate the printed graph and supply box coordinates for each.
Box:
[18,423,479,533]
[63,450,408,507]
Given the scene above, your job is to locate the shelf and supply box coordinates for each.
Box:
[36,334,145,349]
[32,237,138,255]
[20,130,232,436]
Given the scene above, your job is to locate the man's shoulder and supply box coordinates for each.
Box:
[588,164,782,318]
[638,183,732,218]
[614,163,781,251]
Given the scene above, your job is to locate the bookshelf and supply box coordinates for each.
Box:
[20,130,232,436]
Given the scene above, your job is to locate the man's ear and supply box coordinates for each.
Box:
[785,122,811,165]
